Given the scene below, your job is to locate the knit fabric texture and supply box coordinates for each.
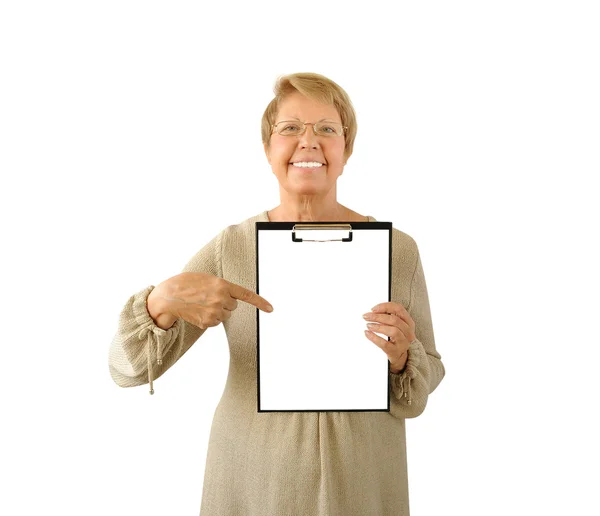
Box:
[108,210,445,515]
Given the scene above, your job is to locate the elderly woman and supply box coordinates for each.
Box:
[109,72,445,516]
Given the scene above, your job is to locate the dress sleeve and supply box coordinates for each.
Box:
[389,244,445,418]
[108,229,224,394]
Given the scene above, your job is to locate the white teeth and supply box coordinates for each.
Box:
[292,162,323,167]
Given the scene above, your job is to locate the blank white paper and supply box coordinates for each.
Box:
[257,224,391,411]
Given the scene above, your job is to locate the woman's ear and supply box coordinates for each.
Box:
[263,143,271,165]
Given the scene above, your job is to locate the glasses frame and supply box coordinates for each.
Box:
[271,120,348,137]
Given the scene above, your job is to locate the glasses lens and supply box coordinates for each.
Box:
[276,121,304,135]
[315,122,343,136]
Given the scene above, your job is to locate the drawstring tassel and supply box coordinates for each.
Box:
[138,324,166,396]
[394,342,419,406]
[148,339,154,395]
[398,374,405,398]
[398,374,412,406]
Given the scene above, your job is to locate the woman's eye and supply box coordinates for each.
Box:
[319,126,334,133]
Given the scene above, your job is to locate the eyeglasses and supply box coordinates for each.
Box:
[271,120,347,137]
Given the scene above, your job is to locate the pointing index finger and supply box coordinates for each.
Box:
[227,281,273,312]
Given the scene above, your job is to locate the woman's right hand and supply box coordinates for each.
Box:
[151,272,274,329]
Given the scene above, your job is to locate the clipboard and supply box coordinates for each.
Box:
[256,220,393,413]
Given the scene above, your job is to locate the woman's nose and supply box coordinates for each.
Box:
[299,124,319,148]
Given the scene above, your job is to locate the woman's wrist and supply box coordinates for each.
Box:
[147,285,177,330]
[390,351,408,374]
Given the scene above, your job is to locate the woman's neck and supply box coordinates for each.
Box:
[267,205,368,222]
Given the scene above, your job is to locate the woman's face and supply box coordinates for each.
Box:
[264,91,347,195]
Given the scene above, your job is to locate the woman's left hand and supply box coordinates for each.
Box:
[363,302,416,373]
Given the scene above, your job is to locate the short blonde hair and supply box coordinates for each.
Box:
[261,72,357,162]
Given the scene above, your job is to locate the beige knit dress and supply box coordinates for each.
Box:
[108,210,445,516]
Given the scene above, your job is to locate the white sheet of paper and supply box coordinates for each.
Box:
[257,223,391,412]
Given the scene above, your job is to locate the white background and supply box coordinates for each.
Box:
[1,1,598,515]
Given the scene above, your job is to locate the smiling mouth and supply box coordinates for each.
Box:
[289,163,325,169]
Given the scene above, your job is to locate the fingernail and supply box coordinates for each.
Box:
[266,305,273,312]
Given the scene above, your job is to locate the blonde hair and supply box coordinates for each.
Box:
[261,72,357,162]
